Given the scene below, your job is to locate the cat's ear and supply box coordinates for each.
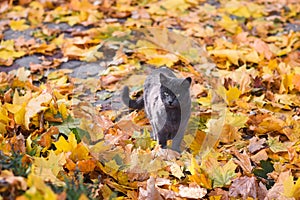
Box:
[160,73,168,84]
[182,77,192,87]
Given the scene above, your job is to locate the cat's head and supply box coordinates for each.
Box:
[159,73,192,108]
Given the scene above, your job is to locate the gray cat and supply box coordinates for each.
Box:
[122,67,191,152]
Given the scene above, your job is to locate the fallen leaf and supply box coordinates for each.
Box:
[9,19,30,31]
[138,176,163,200]
[267,136,291,153]
[32,151,66,186]
[24,92,52,129]
[250,149,268,164]
[248,136,266,153]
[283,175,300,198]
[232,149,253,174]
[229,176,257,199]
[24,173,57,199]
[201,153,237,188]
[178,183,207,199]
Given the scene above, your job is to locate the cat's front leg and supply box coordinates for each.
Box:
[158,130,168,149]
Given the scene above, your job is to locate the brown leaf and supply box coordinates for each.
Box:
[232,149,253,174]
[156,187,177,199]
[265,171,293,200]
[178,183,207,199]
[250,38,273,60]
[10,134,26,154]
[229,176,257,199]
[248,136,266,153]
[208,188,230,200]
[138,176,163,200]
[219,124,240,144]
[0,170,27,194]
[38,126,59,148]
[250,149,268,164]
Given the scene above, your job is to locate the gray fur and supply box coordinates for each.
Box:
[122,67,191,152]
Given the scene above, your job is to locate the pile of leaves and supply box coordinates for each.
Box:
[0,0,300,199]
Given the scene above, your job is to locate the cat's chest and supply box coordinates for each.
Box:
[166,109,181,121]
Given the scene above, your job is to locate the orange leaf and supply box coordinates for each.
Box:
[38,126,59,149]
[292,74,300,91]
[65,158,76,171]
[77,159,96,172]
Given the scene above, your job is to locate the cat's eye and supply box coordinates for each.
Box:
[164,92,169,96]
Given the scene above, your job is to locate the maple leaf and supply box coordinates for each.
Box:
[148,0,191,14]
[188,156,212,189]
[69,0,97,12]
[267,136,292,153]
[168,160,184,179]
[232,149,253,174]
[0,170,27,195]
[248,136,266,153]
[283,175,300,198]
[9,19,30,31]
[24,92,52,129]
[218,15,242,34]
[23,173,57,200]
[139,176,163,200]
[229,176,258,199]
[32,151,66,186]
[201,152,237,188]
[0,40,26,66]
[222,0,264,18]
[54,132,90,162]
[0,106,9,133]
[178,183,207,199]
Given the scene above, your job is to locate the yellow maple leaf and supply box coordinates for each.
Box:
[161,0,190,12]
[5,90,32,125]
[146,54,178,67]
[32,151,66,186]
[197,90,212,106]
[0,106,9,133]
[54,132,77,152]
[24,92,52,129]
[70,0,96,12]
[283,175,300,198]
[222,1,264,18]
[5,103,25,125]
[202,157,237,188]
[58,102,68,120]
[218,15,242,34]
[0,40,26,65]
[148,0,190,14]
[9,19,30,31]
[0,106,9,125]
[70,143,90,161]
[188,156,212,189]
[226,87,242,106]
[209,49,240,65]
[241,50,260,63]
[24,173,57,200]
[280,73,294,93]
[54,132,90,162]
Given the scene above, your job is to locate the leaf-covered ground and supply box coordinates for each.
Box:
[1,0,300,199]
